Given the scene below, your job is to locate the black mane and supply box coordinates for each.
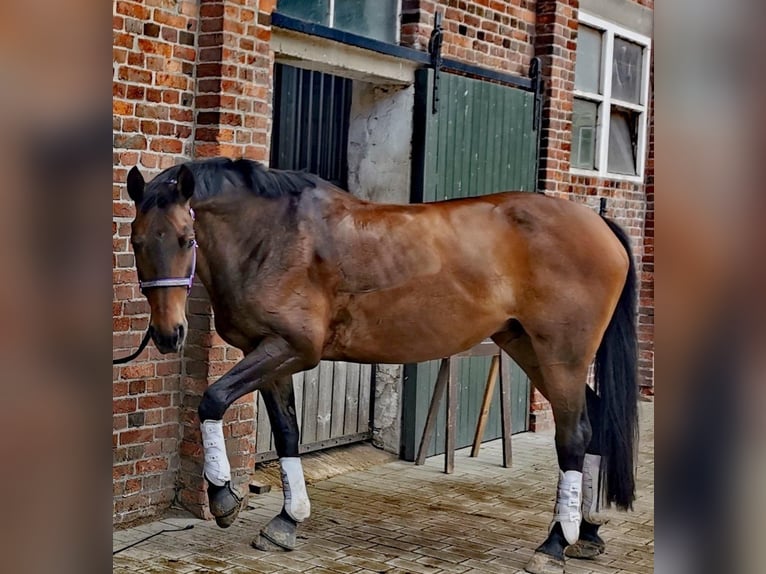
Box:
[139,158,318,211]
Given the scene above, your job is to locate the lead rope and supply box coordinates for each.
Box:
[112,328,152,365]
[112,524,194,555]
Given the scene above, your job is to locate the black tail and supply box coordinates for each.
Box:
[596,217,639,510]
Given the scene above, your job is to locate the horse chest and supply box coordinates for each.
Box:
[208,293,269,351]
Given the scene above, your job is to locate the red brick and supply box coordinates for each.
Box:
[118,66,152,84]
[113,463,134,480]
[113,398,137,414]
[154,9,186,28]
[120,428,154,445]
[138,394,171,409]
[114,134,146,150]
[127,51,145,67]
[135,103,168,120]
[115,1,150,19]
[129,380,147,395]
[113,32,134,49]
[137,38,173,57]
[135,457,169,474]
[120,363,155,379]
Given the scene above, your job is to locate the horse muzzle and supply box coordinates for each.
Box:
[150,324,186,354]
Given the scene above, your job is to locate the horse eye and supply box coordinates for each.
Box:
[181,237,195,249]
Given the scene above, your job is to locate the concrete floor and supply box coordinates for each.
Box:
[113,403,653,573]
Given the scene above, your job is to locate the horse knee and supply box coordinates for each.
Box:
[199,387,227,422]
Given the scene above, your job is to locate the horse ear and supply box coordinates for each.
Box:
[177,164,195,202]
[127,166,145,204]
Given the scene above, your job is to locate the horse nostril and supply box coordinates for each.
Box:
[176,324,185,342]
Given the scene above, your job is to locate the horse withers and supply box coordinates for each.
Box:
[124,158,638,574]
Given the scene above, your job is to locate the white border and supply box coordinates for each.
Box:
[574,12,652,183]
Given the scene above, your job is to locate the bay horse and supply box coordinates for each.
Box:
[124,158,638,574]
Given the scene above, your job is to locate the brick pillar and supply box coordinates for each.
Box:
[176,0,274,518]
[534,0,578,196]
[639,69,654,397]
[113,0,200,525]
[399,0,435,51]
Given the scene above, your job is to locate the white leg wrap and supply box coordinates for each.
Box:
[200,420,231,487]
[553,470,582,545]
[280,457,311,522]
[582,453,607,525]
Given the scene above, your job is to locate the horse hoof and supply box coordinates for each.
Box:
[207,480,242,529]
[524,552,566,574]
[252,533,292,552]
[565,539,606,559]
[251,511,297,551]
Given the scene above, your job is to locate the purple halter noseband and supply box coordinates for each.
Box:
[138,205,197,294]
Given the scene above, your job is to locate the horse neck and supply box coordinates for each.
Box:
[191,194,293,288]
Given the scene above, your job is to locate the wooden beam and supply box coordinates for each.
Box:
[415,358,450,466]
[470,354,500,457]
[499,352,513,468]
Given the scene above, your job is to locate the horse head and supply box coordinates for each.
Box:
[126,164,196,354]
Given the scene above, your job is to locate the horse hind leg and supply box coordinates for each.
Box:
[493,328,591,574]
[565,385,607,560]
[527,362,592,574]
[252,377,309,552]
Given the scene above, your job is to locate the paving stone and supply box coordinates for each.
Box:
[113,403,654,574]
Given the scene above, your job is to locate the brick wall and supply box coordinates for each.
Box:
[400,0,536,76]
[639,65,654,397]
[112,0,274,526]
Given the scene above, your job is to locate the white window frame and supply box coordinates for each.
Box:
[570,12,652,183]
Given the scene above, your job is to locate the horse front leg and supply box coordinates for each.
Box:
[197,337,306,528]
[252,378,308,552]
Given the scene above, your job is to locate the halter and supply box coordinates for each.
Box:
[138,205,197,294]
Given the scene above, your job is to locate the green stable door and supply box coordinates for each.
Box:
[401,69,539,460]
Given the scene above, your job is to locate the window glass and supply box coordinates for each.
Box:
[276,0,330,26]
[574,25,602,94]
[607,108,638,175]
[612,37,643,104]
[277,0,397,43]
[572,98,598,170]
[334,0,398,43]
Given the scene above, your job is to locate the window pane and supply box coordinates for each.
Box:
[575,25,602,94]
[607,108,638,175]
[277,0,330,26]
[612,37,643,104]
[572,98,598,170]
[334,0,398,43]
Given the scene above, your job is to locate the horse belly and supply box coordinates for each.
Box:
[324,288,510,364]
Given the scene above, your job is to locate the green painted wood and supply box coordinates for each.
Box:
[402,69,537,460]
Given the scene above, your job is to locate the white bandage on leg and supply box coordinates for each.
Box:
[280,457,311,522]
[200,420,231,487]
[582,453,607,525]
[553,470,583,545]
